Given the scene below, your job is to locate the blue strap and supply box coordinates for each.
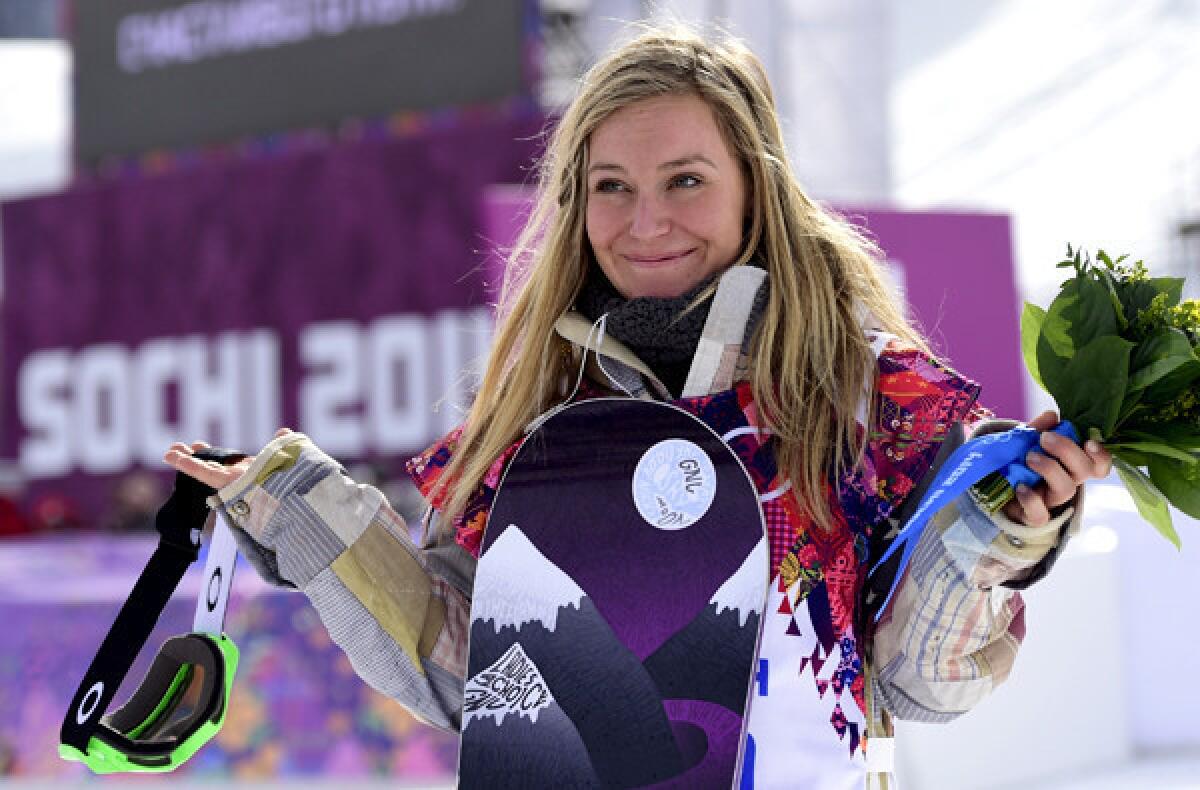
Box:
[869,421,1078,621]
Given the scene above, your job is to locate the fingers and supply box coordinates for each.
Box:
[163,447,230,489]
[1007,418,1116,527]
[1048,432,1111,479]
[1006,483,1051,527]
[1024,451,1076,510]
[1025,410,1060,432]
[164,428,291,489]
[1085,439,1113,477]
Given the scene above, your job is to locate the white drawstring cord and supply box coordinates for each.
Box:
[524,313,632,434]
[591,313,638,399]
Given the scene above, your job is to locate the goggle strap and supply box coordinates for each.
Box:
[59,539,198,753]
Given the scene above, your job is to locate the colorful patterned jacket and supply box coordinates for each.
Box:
[209,265,1079,788]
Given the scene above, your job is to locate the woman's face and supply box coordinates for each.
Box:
[585,93,748,299]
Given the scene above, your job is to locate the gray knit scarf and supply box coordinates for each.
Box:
[574,267,718,397]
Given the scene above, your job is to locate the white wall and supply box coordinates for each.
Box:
[583,0,893,203]
[0,40,69,201]
[892,1,1200,416]
[0,40,71,300]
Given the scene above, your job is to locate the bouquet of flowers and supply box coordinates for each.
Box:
[976,246,1200,546]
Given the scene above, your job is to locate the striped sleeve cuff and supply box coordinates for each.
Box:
[207,431,376,588]
[942,489,1073,589]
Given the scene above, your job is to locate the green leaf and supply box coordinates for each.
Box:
[1116,389,1144,426]
[1142,357,1200,405]
[1128,328,1196,391]
[1098,269,1129,330]
[1020,303,1047,390]
[1117,276,1185,324]
[1037,288,1079,394]
[1122,424,1200,451]
[1113,457,1180,549]
[1148,456,1200,521]
[1066,274,1121,348]
[1153,277,1185,307]
[1040,284,1079,356]
[1053,335,1133,438]
[1037,275,1121,397]
[1106,441,1197,464]
[1111,446,1155,468]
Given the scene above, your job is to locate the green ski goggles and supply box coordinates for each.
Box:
[60,449,245,773]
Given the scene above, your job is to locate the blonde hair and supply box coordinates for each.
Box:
[437,24,926,532]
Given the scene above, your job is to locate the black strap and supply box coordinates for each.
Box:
[60,448,245,753]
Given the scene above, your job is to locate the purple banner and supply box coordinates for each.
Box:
[848,207,1025,420]
[1,114,543,524]
[482,191,1026,420]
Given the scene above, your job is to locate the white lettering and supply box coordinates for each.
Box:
[133,338,180,466]
[76,345,133,474]
[116,0,464,74]
[243,330,282,450]
[942,451,984,487]
[14,312,482,479]
[300,322,365,456]
[181,334,242,448]
[16,330,284,480]
[18,350,72,477]
[368,315,428,451]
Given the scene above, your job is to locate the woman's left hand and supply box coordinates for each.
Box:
[1001,410,1113,527]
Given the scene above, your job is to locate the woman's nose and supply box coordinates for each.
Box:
[628,194,669,240]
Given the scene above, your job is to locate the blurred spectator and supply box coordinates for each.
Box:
[28,491,83,532]
[0,735,14,775]
[104,470,166,532]
[0,462,31,537]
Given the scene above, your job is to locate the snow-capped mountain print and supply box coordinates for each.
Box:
[462,524,685,789]
[459,400,769,790]
[471,524,587,632]
[644,538,767,713]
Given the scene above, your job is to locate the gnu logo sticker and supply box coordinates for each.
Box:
[632,439,716,530]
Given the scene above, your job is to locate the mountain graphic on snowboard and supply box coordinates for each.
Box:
[458,399,768,789]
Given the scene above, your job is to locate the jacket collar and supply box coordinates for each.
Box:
[553,264,768,400]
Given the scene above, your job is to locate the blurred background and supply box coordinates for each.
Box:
[1,0,1198,788]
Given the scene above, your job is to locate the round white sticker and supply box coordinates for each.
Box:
[632,439,717,530]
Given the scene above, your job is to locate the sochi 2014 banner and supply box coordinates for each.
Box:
[72,0,535,167]
[1,113,543,522]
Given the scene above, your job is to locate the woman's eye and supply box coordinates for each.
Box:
[670,174,702,189]
[593,179,626,193]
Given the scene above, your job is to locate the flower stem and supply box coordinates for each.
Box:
[974,471,1016,514]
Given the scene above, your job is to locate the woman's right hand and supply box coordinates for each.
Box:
[162,428,290,490]
[163,441,253,490]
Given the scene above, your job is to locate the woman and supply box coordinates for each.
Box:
[166,25,1111,789]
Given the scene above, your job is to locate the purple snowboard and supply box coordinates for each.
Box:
[459,398,768,789]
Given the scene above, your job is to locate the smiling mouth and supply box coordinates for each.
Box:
[624,249,696,267]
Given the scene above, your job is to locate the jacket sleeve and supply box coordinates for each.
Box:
[870,418,1083,722]
[207,430,474,733]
